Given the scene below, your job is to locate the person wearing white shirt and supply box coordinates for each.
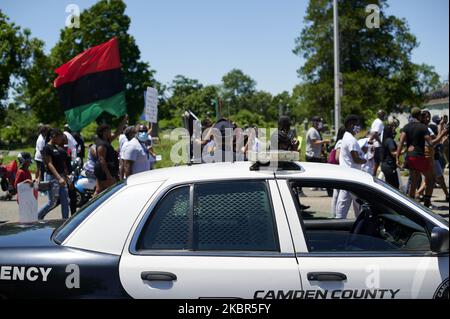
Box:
[119,126,136,180]
[330,127,346,217]
[122,125,152,178]
[371,110,386,176]
[34,125,49,181]
[335,115,367,219]
[63,125,78,161]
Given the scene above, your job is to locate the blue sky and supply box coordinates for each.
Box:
[1,0,449,94]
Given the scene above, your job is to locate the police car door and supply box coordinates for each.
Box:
[276,178,449,300]
[119,180,302,299]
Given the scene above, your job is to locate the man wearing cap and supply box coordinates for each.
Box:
[122,124,152,178]
[396,107,448,207]
[370,110,386,176]
[305,116,330,163]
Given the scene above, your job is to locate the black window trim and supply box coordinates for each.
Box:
[130,178,283,256]
[286,178,441,257]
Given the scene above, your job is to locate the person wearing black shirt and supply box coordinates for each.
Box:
[270,116,299,152]
[396,107,448,207]
[381,125,399,189]
[94,115,128,194]
[62,135,78,216]
[37,129,70,220]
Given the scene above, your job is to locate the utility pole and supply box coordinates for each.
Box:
[333,0,341,136]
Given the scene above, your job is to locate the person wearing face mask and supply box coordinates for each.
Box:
[334,115,367,219]
[305,116,331,163]
[122,124,152,178]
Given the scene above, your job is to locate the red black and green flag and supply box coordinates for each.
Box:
[54,37,127,131]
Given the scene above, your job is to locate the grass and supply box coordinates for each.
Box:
[0,147,38,174]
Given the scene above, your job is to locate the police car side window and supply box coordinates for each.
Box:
[137,180,279,252]
[193,181,278,251]
[138,186,190,250]
[289,181,430,253]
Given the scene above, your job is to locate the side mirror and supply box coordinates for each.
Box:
[431,227,449,254]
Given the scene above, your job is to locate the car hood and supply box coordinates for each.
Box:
[0,220,64,248]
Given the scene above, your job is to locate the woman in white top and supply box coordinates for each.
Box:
[330,127,346,218]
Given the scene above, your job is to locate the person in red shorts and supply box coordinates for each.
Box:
[396,107,448,207]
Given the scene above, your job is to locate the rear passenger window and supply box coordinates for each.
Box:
[137,181,278,252]
[194,181,278,251]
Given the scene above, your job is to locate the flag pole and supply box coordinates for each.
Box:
[333,0,341,136]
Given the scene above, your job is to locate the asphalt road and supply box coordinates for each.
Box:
[0,173,448,224]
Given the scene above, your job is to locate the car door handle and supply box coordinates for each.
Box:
[307,272,347,282]
[141,271,177,281]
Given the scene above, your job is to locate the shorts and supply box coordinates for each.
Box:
[434,160,444,178]
[406,156,431,173]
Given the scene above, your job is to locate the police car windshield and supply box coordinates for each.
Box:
[53,181,126,244]
[374,177,449,227]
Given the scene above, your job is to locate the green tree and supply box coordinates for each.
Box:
[27,0,156,125]
[230,109,266,128]
[0,11,38,103]
[222,69,257,97]
[0,103,39,148]
[158,75,219,128]
[221,69,257,116]
[293,0,440,126]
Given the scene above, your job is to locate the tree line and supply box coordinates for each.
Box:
[0,0,442,147]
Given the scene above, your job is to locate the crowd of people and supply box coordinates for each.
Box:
[14,115,159,220]
[9,107,449,221]
[301,108,449,218]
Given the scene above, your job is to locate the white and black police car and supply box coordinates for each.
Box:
[0,152,448,299]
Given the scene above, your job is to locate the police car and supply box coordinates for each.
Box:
[0,152,448,299]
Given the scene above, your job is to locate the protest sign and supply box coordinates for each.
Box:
[17,182,38,223]
[145,87,158,123]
